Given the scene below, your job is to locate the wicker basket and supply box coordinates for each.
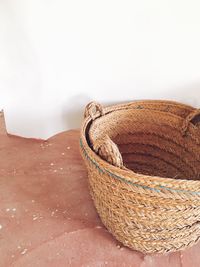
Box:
[80,100,200,254]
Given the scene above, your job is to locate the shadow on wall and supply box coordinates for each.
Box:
[62,86,200,129]
[162,83,200,108]
[62,94,124,130]
[62,84,200,130]
[62,94,91,130]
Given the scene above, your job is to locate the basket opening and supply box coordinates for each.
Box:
[117,133,197,180]
[89,108,200,181]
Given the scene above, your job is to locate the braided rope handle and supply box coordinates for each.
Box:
[182,108,200,135]
[84,102,124,168]
[93,135,124,168]
[84,101,105,120]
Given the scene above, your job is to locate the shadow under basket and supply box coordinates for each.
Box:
[80,100,200,254]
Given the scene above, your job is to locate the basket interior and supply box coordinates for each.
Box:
[88,106,200,181]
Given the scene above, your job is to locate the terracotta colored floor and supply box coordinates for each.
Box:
[0,112,199,267]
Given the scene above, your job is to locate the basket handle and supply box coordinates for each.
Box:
[84,102,124,168]
[93,135,124,168]
[84,101,105,120]
[182,108,200,135]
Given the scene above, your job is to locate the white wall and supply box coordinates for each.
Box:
[0,0,200,139]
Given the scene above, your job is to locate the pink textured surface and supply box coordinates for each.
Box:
[0,113,199,267]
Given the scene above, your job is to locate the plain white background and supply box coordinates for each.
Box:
[0,0,200,139]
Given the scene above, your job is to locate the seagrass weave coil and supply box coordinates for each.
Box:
[80,100,200,254]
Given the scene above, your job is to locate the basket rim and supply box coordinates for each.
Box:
[80,99,200,197]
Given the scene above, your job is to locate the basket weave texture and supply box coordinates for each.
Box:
[80,100,200,254]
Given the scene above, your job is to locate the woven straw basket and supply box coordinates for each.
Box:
[80,100,200,254]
